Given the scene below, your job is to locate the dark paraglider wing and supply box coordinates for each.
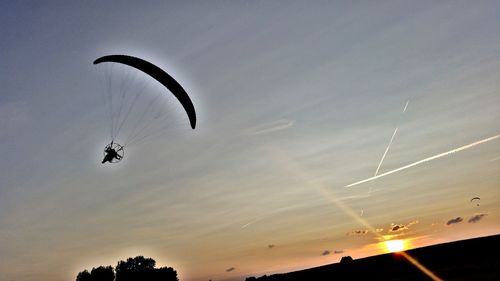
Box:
[470,197,480,202]
[93,55,196,129]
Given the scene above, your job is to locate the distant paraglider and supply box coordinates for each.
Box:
[470,197,480,206]
[93,54,196,164]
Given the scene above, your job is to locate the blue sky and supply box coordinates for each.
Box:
[1,1,499,281]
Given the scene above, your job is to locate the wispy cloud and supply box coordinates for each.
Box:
[240,206,301,229]
[226,267,235,272]
[347,229,369,236]
[389,224,406,232]
[321,250,331,256]
[244,119,294,135]
[468,214,487,223]
[389,220,418,232]
[446,217,463,226]
[346,134,500,187]
[333,250,344,254]
[338,193,372,200]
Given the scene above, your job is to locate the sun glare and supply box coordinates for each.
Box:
[384,240,406,253]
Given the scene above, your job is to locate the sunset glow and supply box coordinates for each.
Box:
[384,240,406,253]
[1,2,499,281]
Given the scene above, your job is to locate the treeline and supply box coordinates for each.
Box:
[76,256,178,281]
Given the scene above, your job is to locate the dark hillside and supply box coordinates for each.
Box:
[246,234,500,281]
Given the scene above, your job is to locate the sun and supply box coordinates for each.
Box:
[384,240,406,253]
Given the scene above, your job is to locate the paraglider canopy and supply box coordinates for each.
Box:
[470,197,480,206]
[94,54,196,129]
[94,54,197,164]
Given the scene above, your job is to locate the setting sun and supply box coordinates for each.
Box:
[384,240,406,253]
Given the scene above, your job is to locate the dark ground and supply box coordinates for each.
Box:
[245,234,500,281]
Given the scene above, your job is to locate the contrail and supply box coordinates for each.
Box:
[346,134,500,188]
[265,145,444,281]
[374,128,398,176]
[403,100,410,113]
[241,217,263,229]
[490,156,500,162]
[373,100,409,176]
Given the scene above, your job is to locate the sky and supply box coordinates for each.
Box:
[1,1,499,281]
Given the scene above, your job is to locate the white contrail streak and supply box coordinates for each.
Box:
[490,156,500,162]
[241,217,263,229]
[373,100,408,176]
[374,128,398,176]
[346,134,500,188]
[403,100,410,113]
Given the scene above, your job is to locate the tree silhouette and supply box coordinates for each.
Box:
[76,270,91,281]
[77,256,177,281]
[90,266,115,281]
[116,256,156,275]
[340,256,353,264]
[76,266,114,281]
[153,266,178,281]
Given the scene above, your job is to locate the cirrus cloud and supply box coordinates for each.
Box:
[244,119,294,135]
